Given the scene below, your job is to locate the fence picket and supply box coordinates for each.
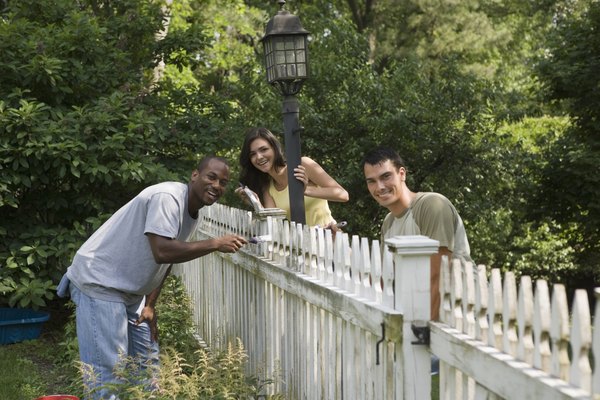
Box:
[452,259,463,332]
[341,233,353,293]
[569,289,592,391]
[463,261,476,338]
[517,276,534,364]
[290,222,299,271]
[488,269,503,349]
[324,228,334,286]
[382,248,394,309]
[361,237,374,301]
[475,265,489,344]
[441,256,452,324]
[351,235,362,296]
[502,272,518,357]
[307,227,316,280]
[371,240,383,304]
[533,280,552,372]
[550,284,570,381]
[282,220,291,268]
[333,229,345,289]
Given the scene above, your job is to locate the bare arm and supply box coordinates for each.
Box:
[430,246,452,321]
[138,233,247,342]
[136,265,173,341]
[296,156,349,202]
[147,233,247,265]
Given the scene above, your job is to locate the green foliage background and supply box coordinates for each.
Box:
[1,0,598,308]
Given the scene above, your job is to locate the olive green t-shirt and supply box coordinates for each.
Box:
[381,192,472,261]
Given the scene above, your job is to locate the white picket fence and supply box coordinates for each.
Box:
[173,203,599,399]
[434,260,599,399]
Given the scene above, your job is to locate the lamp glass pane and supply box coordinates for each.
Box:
[284,37,295,50]
[295,36,305,49]
[286,50,295,64]
[275,51,285,65]
[295,50,305,63]
[275,39,285,51]
[287,64,297,77]
[277,64,287,79]
[297,64,306,76]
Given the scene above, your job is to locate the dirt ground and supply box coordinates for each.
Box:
[30,298,76,396]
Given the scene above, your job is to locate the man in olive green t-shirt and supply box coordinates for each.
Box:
[362,146,472,321]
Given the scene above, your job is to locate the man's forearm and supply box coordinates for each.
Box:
[146,265,172,308]
[148,235,220,265]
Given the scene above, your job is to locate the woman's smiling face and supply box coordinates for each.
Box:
[249,137,275,173]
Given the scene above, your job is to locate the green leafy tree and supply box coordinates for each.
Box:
[0,0,222,308]
[2,0,594,310]
[337,0,560,120]
[534,0,600,288]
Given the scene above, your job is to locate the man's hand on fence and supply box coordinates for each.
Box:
[215,235,248,253]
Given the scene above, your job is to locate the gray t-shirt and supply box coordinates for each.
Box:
[66,182,198,304]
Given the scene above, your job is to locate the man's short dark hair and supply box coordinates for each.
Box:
[362,146,406,169]
[197,155,229,172]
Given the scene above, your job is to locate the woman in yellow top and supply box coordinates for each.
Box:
[237,127,349,227]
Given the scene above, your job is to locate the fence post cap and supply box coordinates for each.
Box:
[385,235,439,255]
[256,208,287,220]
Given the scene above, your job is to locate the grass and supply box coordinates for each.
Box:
[0,301,76,399]
[432,374,439,399]
[0,342,49,399]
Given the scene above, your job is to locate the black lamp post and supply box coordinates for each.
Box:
[262,0,308,225]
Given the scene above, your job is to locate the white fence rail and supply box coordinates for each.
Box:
[174,203,599,399]
[434,260,599,400]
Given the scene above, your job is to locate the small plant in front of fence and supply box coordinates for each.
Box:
[57,275,283,399]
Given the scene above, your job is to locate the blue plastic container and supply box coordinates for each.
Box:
[0,307,50,344]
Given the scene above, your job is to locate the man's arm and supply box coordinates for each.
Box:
[146,233,247,265]
[136,265,173,342]
[416,194,456,321]
[138,231,249,341]
[430,247,451,321]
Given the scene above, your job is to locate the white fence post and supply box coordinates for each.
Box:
[385,235,439,400]
[254,208,286,256]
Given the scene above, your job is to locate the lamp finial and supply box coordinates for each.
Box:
[278,0,286,10]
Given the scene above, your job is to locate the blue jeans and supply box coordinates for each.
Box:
[68,282,159,399]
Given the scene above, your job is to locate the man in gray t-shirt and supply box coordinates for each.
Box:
[57,155,247,399]
[362,147,472,321]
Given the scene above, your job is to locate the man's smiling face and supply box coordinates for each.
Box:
[364,159,405,210]
[191,158,230,207]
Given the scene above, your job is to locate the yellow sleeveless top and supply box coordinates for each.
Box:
[268,180,334,227]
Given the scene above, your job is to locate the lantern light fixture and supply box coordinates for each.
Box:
[261,0,309,96]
